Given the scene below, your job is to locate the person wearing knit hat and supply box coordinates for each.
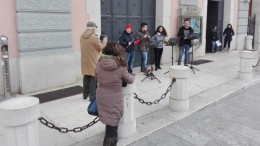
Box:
[125,24,132,30]
[119,24,137,75]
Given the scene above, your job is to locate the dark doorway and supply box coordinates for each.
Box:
[101,0,156,67]
[206,0,224,53]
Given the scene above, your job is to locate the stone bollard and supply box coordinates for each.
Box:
[169,65,190,112]
[246,35,254,50]
[239,50,257,79]
[0,97,40,146]
[118,81,136,139]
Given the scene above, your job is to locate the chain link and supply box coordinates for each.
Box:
[134,78,176,106]
[38,116,99,133]
[252,58,260,68]
[39,79,176,132]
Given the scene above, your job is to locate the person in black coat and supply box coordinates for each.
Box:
[223,24,235,52]
[119,24,136,75]
[209,25,219,53]
[177,19,194,66]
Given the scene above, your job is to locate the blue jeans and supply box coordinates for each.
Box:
[178,44,190,65]
[140,52,148,72]
[211,41,218,52]
[125,51,135,74]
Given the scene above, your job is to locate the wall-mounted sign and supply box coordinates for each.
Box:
[179,0,198,6]
[178,16,203,39]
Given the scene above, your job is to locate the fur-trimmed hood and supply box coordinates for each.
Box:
[98,54,118,71]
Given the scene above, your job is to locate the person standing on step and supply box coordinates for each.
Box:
[96,42,135,146]
[209,25,219,53]
[177,19,194,66]
[119,24,137,75]
[151,25,168,71]
[135,23,151,72]
[223,24,235,52]
[80,21,107,101]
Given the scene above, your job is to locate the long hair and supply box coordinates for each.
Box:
[226,24,233,30]
[102,42,127,67]
[153,25,167,36]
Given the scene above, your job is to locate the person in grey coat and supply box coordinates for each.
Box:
[95,42,135,146]
[151,25,168,70]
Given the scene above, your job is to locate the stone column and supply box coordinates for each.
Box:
[239,50,257,79]
[246,35,254,50]
[169,65,190,112]
[0,97,40,146]
[223,0,235,50]
[86,0,101,34]
[254,11,260,53]
[156,0,173,64]
[118,82,136,139]
[236,0,250,50]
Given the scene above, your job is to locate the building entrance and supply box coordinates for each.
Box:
[206,0,224,53]
[101,0,156,67]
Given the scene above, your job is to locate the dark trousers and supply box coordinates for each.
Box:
[103,125,118,146]
[224,40,231,49]
[83,75,97,100]
[154,47,163,68]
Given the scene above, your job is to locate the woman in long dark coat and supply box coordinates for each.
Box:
[223,24,235,52]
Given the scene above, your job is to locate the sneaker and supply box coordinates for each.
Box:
[184,64,188,66]
[158,66,162,69]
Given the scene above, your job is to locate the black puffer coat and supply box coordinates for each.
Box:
[223,28,235,41]
[119,31,135,52]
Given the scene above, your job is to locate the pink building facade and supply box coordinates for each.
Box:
[0,0,252,95]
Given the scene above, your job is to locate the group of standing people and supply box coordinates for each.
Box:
[210,24,235,53]
[119,23,168,73]
[80,21,168,146]
[80,20,236,146]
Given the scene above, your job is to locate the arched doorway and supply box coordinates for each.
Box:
[101,0,156,67]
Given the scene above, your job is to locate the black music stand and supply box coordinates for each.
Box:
[164,38,180,74]
[189,37,200,74]
[142,42,161,83]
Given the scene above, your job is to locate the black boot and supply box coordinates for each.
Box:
[103,137,117,146]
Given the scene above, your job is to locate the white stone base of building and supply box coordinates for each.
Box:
[18,52,81,94]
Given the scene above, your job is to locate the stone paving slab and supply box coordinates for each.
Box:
[132,81,260,146]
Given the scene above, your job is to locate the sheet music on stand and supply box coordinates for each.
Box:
[165,38,180,46]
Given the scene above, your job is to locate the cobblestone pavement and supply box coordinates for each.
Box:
[129,83,260,146]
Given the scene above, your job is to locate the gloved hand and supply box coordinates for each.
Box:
[134,40,140,45]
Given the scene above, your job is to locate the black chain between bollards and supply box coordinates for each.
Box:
[252,58,260,68]
[134,78,176,106]
[38,116,99,133]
